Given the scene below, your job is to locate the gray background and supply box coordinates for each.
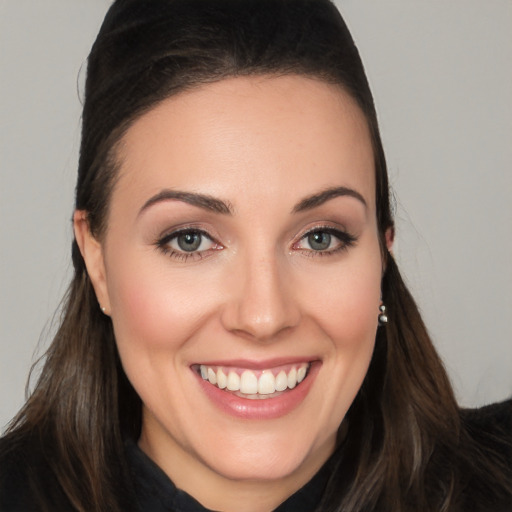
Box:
[1,1,511,431]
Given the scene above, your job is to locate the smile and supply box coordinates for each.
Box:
[197,363,311,399]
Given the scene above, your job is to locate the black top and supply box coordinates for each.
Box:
[0,437,333,512]
[1,400,511,511]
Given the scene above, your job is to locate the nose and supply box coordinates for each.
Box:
[220,252,300,342]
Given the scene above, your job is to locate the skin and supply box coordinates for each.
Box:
[75,75,392,512]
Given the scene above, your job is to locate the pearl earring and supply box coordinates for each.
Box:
[378,303,388,326]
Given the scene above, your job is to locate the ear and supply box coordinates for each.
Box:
[381,226,395,276]
[385,226,394,253]
[73,210,111,314]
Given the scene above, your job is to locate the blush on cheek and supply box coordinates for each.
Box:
[110,268,219,354]
[109,274,177,352]
[313,285,380,343]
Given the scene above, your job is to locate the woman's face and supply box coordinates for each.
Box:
[79,75,386,503]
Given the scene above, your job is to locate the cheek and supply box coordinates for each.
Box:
[301,257,382,342]
[105,256,219,356]
[313,257,381,416]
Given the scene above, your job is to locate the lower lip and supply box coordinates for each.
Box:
[193,362,321,420]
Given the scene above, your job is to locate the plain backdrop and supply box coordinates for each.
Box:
[1,0,511,431]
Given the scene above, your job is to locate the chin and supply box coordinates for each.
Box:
[206,451,308,483]
[196,427,335,483]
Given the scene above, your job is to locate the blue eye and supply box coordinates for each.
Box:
[307,231,332,251]
[166,230,214,253]
[156,229,222,260]
[175,232,204,252]
[296,227,356,254]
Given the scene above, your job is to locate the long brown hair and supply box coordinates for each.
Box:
[3,1,510,511]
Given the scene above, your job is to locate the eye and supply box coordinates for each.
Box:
[294,227,356,255]
[307,231,333,251]
[172,231,209,252]
[156,228,222,260]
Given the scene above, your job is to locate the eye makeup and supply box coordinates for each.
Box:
[155,227,223,262]
[153,222,357,263]
[293,225,357,257]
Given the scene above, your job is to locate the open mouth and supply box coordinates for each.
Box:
[194,362,312,400]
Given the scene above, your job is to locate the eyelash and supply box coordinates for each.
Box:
[155,228,221,262]
[155,226,357,262]
[294,226,357,256]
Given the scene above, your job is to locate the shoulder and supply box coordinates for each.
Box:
[461,398,512,461]
[461,398,512,433]
[0,433,37,511]
[1,432,139,512]
[0,432,74,511]
[458,399,512,512]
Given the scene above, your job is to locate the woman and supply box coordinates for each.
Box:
[1,0,510,511]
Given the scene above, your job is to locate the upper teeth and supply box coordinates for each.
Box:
[199,363,309,395]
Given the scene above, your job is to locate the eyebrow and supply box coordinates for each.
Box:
[292,186,367,213]
[138,185,366,217]
[138,189,234,216]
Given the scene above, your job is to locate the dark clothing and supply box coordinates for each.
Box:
[0,437,332,512]
[1,400,511,511]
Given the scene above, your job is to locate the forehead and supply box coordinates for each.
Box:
[113,75,375,214]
